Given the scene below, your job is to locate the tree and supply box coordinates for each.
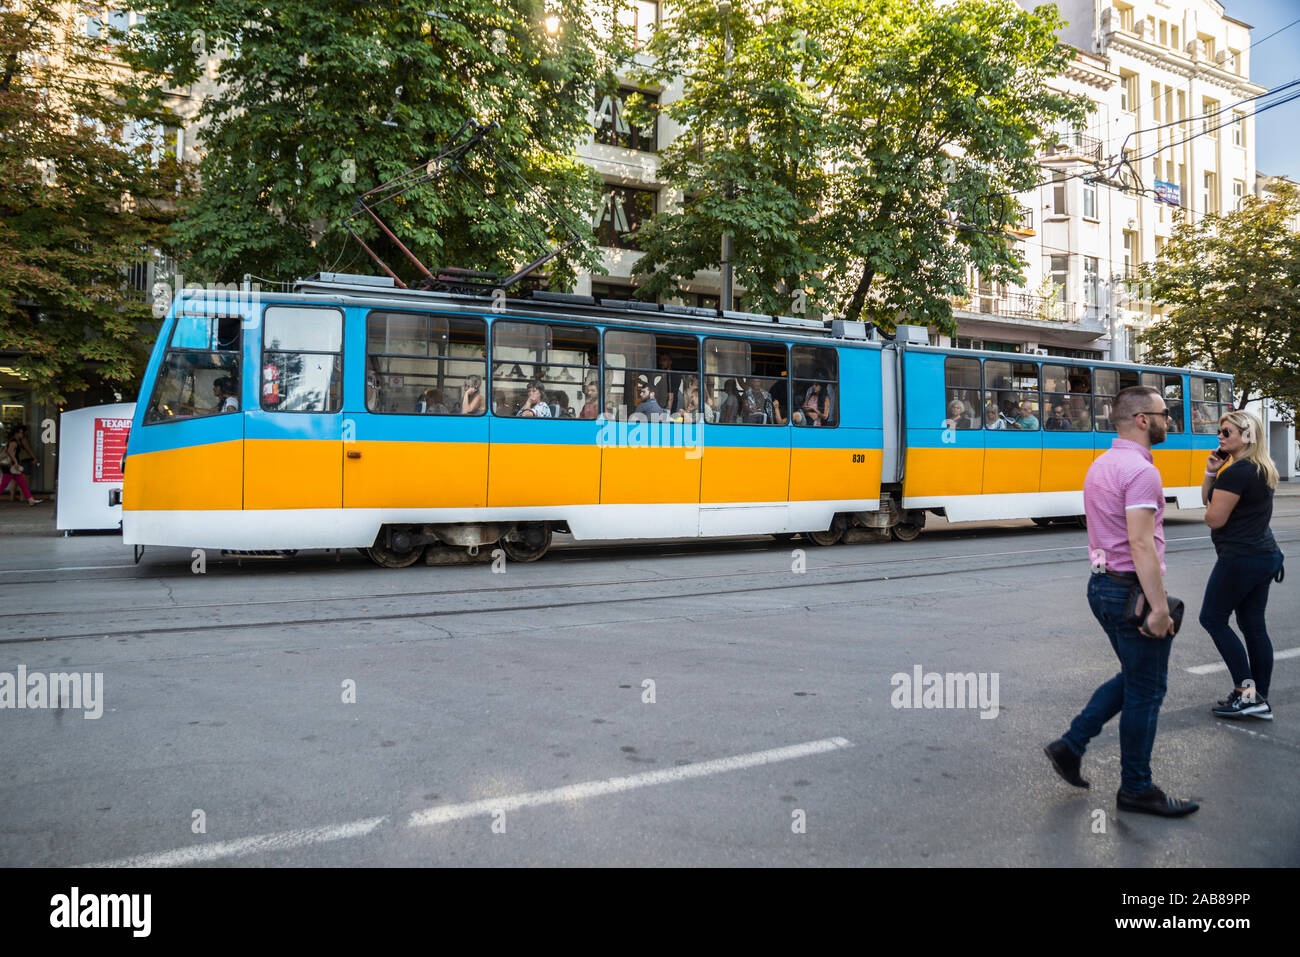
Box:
[122,0,627,289]
[0,1,185,401]
[1135,180,1300,416]
[627,0,1088,327]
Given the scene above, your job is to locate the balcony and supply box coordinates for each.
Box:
[1041,131,1103,165]
[954,291,1080,324]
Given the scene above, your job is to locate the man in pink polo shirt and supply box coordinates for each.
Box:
[1044,385,1200,817]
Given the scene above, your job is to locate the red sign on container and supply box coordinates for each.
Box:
[93,417,131,483]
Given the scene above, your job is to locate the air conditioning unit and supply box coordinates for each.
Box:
[1034,348,1049,356]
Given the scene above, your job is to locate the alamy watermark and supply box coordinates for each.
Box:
[890,665,999,719]
[0,666,103,718]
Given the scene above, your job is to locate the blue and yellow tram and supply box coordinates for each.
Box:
[120,273,1230,565]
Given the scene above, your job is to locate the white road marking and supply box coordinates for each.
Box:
[409,736,853,828]
[80,737,853,867]
[84,817,389,868]
[1187,646,1300,675]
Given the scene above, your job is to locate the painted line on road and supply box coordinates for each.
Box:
[80,737,854,867]
[1186,646,1300,676]
[408,736,854,828]
[1217,722,1300,754]
[83,816,389,868]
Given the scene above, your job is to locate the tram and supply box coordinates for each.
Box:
[120,272,1231,566]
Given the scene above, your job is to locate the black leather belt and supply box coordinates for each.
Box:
[1104,570,1139,584]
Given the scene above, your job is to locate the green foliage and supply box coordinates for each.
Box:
[1135,181,1300,416]
[122,0,627,288]
[0,1,186,401]
[628,0,1088,328]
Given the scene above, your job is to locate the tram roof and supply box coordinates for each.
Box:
[904,343,1232,380]
[182,273,884,348]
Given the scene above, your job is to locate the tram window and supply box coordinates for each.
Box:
[492,321,598,419]
[365,311,487,415]
[1190,376,1230,433]
[704,337,788,425]
[261,306,343,413]
[145,351,240,424]
[944,357,981,429]
[1043,363,1092,431]
[1141,372,1184,432]
[604,329,699,421]
[983,359,1040,430]
[790,344,838,428]
[171,313,242,352]
[1092,367,1138,432]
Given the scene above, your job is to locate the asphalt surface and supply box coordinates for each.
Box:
[1,490,1297,867]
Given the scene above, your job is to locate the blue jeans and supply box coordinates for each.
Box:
[1062,575,1173,795]
[1199,551,1283,699]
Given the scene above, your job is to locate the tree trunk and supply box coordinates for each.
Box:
[844,265,874,324]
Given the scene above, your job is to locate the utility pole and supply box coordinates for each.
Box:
[719,1,733,311]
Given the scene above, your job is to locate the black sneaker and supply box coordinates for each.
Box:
[1212,690,1272,719]
[1116,786,1199,817]
[1044,739,1090,788]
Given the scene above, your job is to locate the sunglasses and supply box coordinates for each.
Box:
[1218,427,1235,437]
[1130,409,1173,420]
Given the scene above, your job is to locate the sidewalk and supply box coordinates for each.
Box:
[0,497,59,535]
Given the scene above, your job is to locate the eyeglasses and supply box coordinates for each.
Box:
[1218,427,1235,437]
[1128,409,1173,420]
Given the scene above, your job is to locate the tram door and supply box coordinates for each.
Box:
[598,329,702,536]
[244,305,345,510]
[1142,371,1190,489]
[981,358,1042,496]
[699,337,790,534]
[343,310,490,509]
[486,320,602,508]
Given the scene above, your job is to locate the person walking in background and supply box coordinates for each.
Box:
[1044,386,1198,817]
[1199,410,1284,720]
[1,425,43,506]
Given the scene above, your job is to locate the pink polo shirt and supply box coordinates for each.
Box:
[1083,437,1166,574]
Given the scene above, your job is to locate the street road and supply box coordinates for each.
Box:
[1,493,1297,867]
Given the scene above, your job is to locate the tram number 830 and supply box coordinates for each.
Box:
[851,453,866,463]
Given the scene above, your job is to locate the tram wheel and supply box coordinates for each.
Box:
[367,538,425,568]
[807,526,844,547]
[501,523,552,563]
[891,522,921,542]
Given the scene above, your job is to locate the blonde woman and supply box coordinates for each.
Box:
[1200,409,1284,720]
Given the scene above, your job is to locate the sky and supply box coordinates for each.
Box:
[1224,0,1300,181]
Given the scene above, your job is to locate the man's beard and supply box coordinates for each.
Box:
[1148,422,1167,445]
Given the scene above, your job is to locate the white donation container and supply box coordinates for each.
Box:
[56,403,136,532]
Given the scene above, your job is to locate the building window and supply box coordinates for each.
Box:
[617,0,659,49]
[593,185,655,250]
[1203,97,1219,138]
[1119,72,1138,112]
[1200,34,1215,61]
[1228,48,1241,75]
[1052,173,1067,215]
[1116,4,1134,33]
[1050,255,1069,302]
[1122,230,1137,277]
[1158,20,1167,46]
[1232,113,1244,147]
[1203,172,1217,214]
[1084,257,1100,308]
[1082,182,1097,220]
[1171,25,1179,52]
[1233,180,1245,211]
[593,86,658,153]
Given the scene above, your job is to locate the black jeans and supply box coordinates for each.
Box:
[1199,551,1283,699]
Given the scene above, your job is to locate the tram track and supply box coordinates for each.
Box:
[4,529,1294,646]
